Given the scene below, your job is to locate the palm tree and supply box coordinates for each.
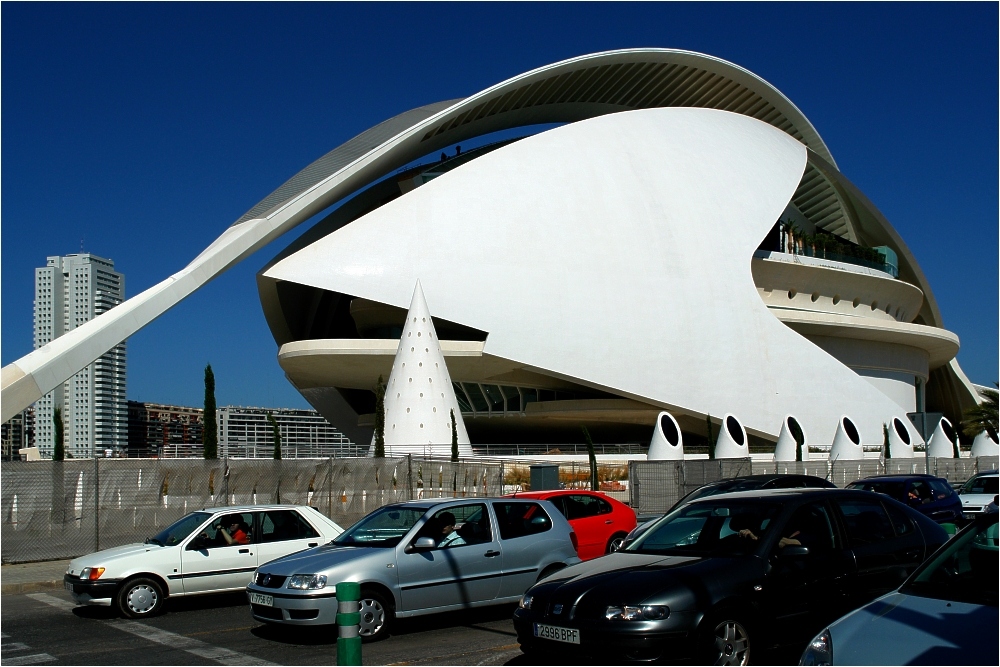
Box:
[961,383,998,438]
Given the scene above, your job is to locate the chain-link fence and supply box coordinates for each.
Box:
[0,456,503,564]
[629,456,999,516]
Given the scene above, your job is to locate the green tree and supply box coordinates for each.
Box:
[882,423,891,460]
[706,414,716,460]
[373,375,386,458]
[450,409,459,462]
[961,384,998,439]
[268,413,282,460]
[581,426,598,491]
[53,406,65,461]
[203,364,217,459]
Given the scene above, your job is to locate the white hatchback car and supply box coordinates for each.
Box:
[64,504,343,617]
[958,471,999,517]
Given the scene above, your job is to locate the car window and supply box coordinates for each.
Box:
[901,519,998,606]
[628,501,779,557]
[882,502,915,537]
[847,481,906,502]
[597,497,613,515]
[836,499,895,545]
[415,504,492,547]
[961,475,999,495]
[769,477,807,489]
[150,511,211,547]
[564,495,604,520]
[773,502,836,553]
[907,481,934,505]
[492,502,552,540]
[927,479,954,499]
[333,506,426,548]
[260,510,320,543]
[202,512,255,548]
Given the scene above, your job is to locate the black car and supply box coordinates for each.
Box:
[513,488,947,664]
[846,474,963,524]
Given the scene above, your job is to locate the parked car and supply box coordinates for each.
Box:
[801,511,998,665]
[64,504,343,618]
[504,490,637,559]
[246,498,581,640]
[846,474,962,524]
[513,488,947,664]
[957,470,999,517]
[623,475,837,548]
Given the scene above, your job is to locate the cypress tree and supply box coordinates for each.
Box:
[269,413,282,460]
[450,409,459,462]
[53,407,65,462]
[581,426,598,491]
[706,414,716,460]
[203,364,217,459]
[882,423,891,460]
[373,375,385,458]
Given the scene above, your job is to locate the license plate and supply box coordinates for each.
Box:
[64,581,74,592]
[534,623,580,644]
[249,592,273,607]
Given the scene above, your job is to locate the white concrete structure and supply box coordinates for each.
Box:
[830,416,864,461]
[887,416,915,459]
[926,417,958,459]
[1,49,982,454]
[714,415,750,459]
[218,406,356,459]
[774,415,806,462]
[379,282,472,456]
[971,431,1000,458]
[33,254,126,458]
[648,411,684,460]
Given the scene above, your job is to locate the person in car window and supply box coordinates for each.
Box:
[437,512,466,548]
[219,515,250,545]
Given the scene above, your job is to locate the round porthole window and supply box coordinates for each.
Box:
[726,416,745,446]
[843,417,860,444]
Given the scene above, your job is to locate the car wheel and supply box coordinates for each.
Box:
[358,589,392,642]
[116,577,165,618]
[606,532,628,553]
[699,611,751,666]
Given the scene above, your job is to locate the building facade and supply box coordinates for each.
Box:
[219,406,359,458]
[34,254,126,458]
[1,407,35,461]
[127,401,204,458]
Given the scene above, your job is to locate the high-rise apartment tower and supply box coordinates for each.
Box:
[34,254,126,458]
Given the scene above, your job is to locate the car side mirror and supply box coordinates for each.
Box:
[410,537,437,551]
[780,545,810,558]
[187,536,207,551]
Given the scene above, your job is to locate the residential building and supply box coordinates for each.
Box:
[1,407,35,461]
[127,401,204,458]
[219,406,359,458]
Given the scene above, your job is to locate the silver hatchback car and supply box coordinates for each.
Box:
[246,498,581,639]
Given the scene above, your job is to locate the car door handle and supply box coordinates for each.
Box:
[484,550,501,557]
[308,542,318,547]
[605,520,614,524]
[239,548,251,554]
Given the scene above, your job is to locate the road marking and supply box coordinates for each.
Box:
[2,642,31,653]
[4,654,57,666]
[25,593,278,666]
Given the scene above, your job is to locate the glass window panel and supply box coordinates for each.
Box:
[482,385,505,412]
[500,386,521,412]
[463,383,490,412]
[452,382,473,413]
[521,388,538,406]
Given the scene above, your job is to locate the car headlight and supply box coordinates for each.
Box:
[80,567,106,581]
[519,594,533,610]
[800,629,833,665]
[604,605,669,621]
[287,574,328,590]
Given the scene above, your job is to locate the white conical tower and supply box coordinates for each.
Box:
[377,281,473,457]
[774,415,806,462]
[971,430,999,457]
[829,416,864,461]
[887,417,915,459]
[926,418,957,458]
[715,414,749,459]
[648,411,684,460]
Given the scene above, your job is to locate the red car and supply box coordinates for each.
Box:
[504,490,637,560]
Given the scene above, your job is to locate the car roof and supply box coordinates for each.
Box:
[200,504,314,513]
[850,474,942,483]
[685,487,865,503]
[504,490,608,498]
[703,474,827,486]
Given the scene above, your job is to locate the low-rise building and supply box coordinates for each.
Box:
[219,406,360,458]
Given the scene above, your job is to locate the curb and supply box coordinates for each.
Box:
[2,580,64,595]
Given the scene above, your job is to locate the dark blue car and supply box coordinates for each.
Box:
[847,474,962,524]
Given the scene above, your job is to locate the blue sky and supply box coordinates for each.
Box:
[2,3,997,411]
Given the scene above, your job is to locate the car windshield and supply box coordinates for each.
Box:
[900,517,998,606]
[148,512,211,547]
[332,506,427,548]
[847,480,906,501]
[626,501,780,557]
[961,475,999,495]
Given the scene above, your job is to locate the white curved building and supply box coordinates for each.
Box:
[2,49,980,453]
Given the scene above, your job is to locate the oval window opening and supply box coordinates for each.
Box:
[788,416,805,447]
[726,416,745,446]
[843,417,860,444]
[660,415,679,446]
[892,418,911,445]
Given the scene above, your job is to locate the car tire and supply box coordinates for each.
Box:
[698,609,751,666]
[606,532,628,553]
[116,576,165,618]
[358,588,393,643]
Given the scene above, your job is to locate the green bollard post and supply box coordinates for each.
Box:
[336,581,362,666]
